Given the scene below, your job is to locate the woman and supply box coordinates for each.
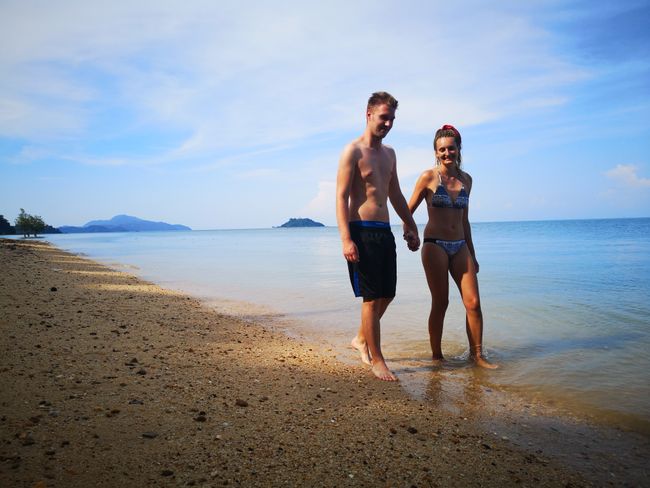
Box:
[404,124,497,369]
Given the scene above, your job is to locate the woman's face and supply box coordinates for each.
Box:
[435,136,458,165]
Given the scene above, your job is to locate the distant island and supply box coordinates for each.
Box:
[277,218,324,228]
[59,214,191,233]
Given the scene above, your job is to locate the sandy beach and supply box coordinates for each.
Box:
[1,238,647,487]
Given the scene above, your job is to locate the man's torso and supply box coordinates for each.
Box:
[348,141,394,222]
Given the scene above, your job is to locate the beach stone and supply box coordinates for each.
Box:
[407,427,418,434]
[21,435,35,446]
[235,399,248,407]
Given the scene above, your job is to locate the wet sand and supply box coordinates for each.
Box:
[1,238,647,487]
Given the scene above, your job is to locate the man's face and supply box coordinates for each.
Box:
[367,104,396,139]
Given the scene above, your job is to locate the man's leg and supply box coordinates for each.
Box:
[351,298,390,365]
[361,297,397,381]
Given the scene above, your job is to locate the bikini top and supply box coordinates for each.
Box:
[430,172,469,209]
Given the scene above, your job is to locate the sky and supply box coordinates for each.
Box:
[1,0,649,230]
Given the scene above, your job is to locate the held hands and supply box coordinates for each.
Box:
[402,228,420,252]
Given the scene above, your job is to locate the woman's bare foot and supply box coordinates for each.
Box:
[431,355,446,367]
[371,360,398,381]
[471,355,499,369]
[351,336,371,365]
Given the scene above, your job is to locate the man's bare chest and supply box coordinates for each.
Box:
[356,156,392,183]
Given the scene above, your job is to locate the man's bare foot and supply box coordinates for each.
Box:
[471,355,499,369]
[351,336,371,365]
[371,361,398,381]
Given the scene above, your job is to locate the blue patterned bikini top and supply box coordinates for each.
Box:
[431,172,469,209]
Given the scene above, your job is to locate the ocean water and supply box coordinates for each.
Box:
[42,218,650,432]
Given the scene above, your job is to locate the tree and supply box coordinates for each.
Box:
[15,208,46,237]
[15,209,30,237]
[0,215,14,235]
[28,214,46,236]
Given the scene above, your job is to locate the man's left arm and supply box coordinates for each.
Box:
[387,150,419,251]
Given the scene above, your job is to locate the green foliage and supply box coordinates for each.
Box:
[14,208,47,237]
[0,215,14,235]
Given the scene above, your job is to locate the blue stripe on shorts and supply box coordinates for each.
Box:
[349,220,390,229]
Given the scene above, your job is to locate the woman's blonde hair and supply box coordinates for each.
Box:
[434,124,462,169]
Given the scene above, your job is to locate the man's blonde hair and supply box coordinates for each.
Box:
[367,91,398,111]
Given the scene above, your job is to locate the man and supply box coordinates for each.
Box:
[336,91,420,381]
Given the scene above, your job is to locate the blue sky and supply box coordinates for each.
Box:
[1,0,648,229]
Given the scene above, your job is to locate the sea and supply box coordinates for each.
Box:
[39,218,650,433]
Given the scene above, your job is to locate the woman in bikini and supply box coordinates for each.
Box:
[404,125,497,369]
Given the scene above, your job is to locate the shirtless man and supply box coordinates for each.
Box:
[336,91,420,381]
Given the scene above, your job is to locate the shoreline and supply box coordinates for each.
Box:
[1,238,647,486]
[229,303,650,437]
[36,222,650,436]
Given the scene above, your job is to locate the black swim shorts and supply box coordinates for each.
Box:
[347,221,397,299]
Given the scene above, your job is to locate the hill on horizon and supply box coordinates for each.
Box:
[277,218,324,228]
[59,214,191,233]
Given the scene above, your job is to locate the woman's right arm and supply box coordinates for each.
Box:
[402,170,431,234]
[407,170,431,214]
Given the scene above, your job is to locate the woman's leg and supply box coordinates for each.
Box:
[421,242,450,363]
[449,246,498,369]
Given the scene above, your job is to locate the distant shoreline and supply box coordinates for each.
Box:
[4,216,642,234]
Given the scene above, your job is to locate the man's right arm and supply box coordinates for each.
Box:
[336,144,359,262]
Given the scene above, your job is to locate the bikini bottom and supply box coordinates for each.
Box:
[423,238,466,257]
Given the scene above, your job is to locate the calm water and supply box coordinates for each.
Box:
[42,218,650,432]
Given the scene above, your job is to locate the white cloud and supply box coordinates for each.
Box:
[397,147,435,178]
[234,168,279,179]
[0,1,588,166]
[605,164,650,188]
[302,180,335,224]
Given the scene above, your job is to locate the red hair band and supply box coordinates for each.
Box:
[440,124,461,142]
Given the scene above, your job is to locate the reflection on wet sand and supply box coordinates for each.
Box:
[396,360,490,415]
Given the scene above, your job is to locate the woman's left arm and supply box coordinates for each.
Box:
[463,173,479,273]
